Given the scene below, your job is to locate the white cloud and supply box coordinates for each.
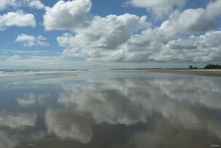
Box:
[0,10,36,30]
[0,0,44,10]
[57,13,149,61]
[56,0,221,64]
[1,0,221,66]
[158,0,221,36]
[59,27,164,62]
[206,0,221,18]
[58,14,148,50]
[58,28,221,64]
[43,0,92,31]
[0,0,16,10]
[29,0,45,9]
[15,34,49,47]
[158,9,216,37]
[127,0,187,17]
[149,30,221,63]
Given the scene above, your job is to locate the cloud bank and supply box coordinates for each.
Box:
[43,0,221,65]
[1,0,221,68]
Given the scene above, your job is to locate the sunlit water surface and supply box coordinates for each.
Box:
[0,70,221,148]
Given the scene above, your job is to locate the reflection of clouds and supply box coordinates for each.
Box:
[59,83,149,125]
[0,130,47,148]
[17,93,50,106]
[149,77,221,109]
[0,111,44,148]
[121,120,208,148]
[58,74,221,140]
[0,131,19,148]
[45,109,93,143]
[0,111,37,129]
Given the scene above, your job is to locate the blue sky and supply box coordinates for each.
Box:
[0,0,221,69]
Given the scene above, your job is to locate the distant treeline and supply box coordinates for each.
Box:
[204,64,221,69]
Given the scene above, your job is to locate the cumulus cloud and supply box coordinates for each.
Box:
[1,0,220,66]
[15,34,49,47]
[0,10,36,30]
[43,0,92,31]
[0,0,16,10]
[206,0,221,18]
[158,0,221,36]
[29,0,45,9]
[149,30,221,63]
[56,13,149,61]
[59,28,221,63]
[55,0,221,65]
[158,9,216,37]
[126,0,188,17]
[0,0,44,10]
[58,14,148,50]
[59,15,221,64]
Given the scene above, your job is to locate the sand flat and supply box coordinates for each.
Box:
[1,71,221,147]
[148,69,221,77]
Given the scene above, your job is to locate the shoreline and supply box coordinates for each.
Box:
[147,69,221,77]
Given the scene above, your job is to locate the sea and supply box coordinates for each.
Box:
[0,69,221,148]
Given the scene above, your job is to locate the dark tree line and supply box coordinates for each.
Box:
[204,64,221,69]
[189,65,198,69]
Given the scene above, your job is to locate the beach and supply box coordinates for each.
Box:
[147,69,221,77]
[0,70,221,148]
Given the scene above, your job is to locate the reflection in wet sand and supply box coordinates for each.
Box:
[17,93,50,107]
[57,73,221,147]
[0,131,19,148]
[0,112,37,129]
[0,71,221,147]
[45,109,93,143]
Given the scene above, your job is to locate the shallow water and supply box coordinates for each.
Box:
[0,70,221,148]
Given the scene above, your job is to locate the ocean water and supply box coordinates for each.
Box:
[0,70,221,148]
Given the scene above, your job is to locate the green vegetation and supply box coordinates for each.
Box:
[204,64,221,69]
[189,65,198,69]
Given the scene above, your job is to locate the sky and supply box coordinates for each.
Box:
[0,0,221,69]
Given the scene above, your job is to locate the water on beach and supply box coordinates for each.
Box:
[0,70,221,148]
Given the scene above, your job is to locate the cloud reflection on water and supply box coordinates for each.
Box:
[17,93,50,107]
[45,109,93,143]
[0,72,221,147]
[57,73,221,142]
[0,112,37,129]
[0,131,19,148]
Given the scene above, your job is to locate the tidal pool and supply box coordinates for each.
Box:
[0,70,221,148]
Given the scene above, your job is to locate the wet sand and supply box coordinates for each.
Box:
[148,69,221,77]
[1,71,221,147]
